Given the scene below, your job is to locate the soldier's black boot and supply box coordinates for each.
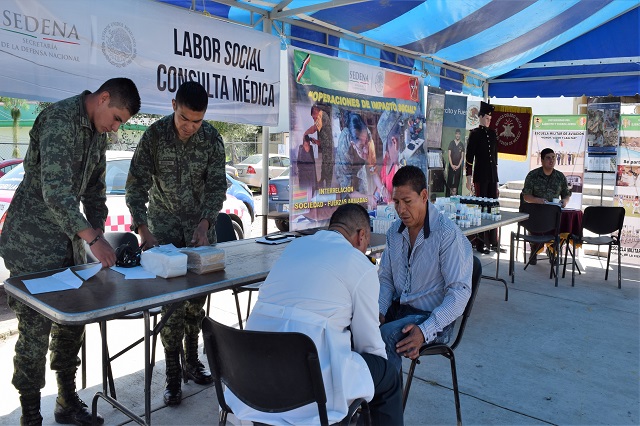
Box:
[184,334,213,385]
[163,349,183,406]
[19,393,42,426]
[54,370,103,425]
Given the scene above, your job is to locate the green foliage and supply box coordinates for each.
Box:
[209,121,259,143]
[1,97,28,158]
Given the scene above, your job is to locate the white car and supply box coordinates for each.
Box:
[0,151,251,240]
[235,154,290,189]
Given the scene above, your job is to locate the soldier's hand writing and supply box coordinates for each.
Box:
[90,237,116,268]
[138,225,158,250]
[190,220,210,247]
[395,323,425,360]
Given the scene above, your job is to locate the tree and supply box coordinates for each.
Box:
[210,121,260,164]
[1,97,28,158]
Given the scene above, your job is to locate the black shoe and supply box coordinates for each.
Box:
[476,246,491,254]
[529,254,537,265]
[491,245,507,254]
[54,393,103,425]
[185,360,213,385]
[163,381,183,406]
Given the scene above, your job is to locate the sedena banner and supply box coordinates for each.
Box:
[615,115,640,263]
[287,48,424,231]
[0,0,280,125]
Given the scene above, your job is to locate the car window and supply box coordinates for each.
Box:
[281,157,290,167]
[0,164,25,191]
[106,159,132,194]
[242,155,262,164]
[269,157,280,167]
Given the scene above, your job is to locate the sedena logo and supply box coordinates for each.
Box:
[101,22,136,68]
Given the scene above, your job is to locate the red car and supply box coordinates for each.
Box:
[0,158,22,178]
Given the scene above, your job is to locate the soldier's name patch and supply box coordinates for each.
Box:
[159,160,175,166]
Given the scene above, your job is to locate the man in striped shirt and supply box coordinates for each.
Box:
[378,166,473,372]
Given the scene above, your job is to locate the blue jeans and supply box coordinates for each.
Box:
[380,302,453,373]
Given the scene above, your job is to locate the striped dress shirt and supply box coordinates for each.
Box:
[378,202,473,343]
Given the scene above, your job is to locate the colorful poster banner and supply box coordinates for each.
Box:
[0,0,281,125]
[586,102,620,154]
[615,114,640,263]
[440,94,468,197]
[288,48,424,231]
[493,105,532,159]
[530,115,586,210]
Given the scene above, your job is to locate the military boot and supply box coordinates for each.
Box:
[184,334,213,385]
[164,349,183,406]
[54,369,103,425]
[19,393,42,426]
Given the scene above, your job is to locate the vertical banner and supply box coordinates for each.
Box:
[615,115,640,264]
[492,105,532,161]
[441,94,468,197]
[530,115,586,210]
[288,48,424,231]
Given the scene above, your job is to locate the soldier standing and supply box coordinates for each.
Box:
[0,78,141,426]
[304,103,334,187]
[465,101,504,254]
[125,81,226,406]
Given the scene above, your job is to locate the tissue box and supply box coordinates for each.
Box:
[179,246,225,275]
[140,245,187,278]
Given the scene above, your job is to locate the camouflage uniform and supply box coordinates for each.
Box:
[315,109,333,186]
[125,113,226,351]
[0,91,108,395]
[521,167,571,202]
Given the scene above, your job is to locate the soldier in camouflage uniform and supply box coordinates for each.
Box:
[521,147,571,264]
[125,81,226,406]
[0,78,141,426]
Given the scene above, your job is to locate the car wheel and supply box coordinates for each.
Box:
[275,219,289,232]
[232,219,244,239]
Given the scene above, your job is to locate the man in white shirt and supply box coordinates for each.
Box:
[226,203,403,425]
[379,165,472,372]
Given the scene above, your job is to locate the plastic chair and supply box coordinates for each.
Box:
[402,256,481,426]
[509,203,562,287]
[202,317,370,426]
[81,232,161,398]
[206,213,260,329]
[563,206,625,288]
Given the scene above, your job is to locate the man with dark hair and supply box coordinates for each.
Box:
[446,128,465,196]
[303,103,333,187]
[226,203,403,425]
[521,147,571,264]
[378,165,472,372]
[0,77,141,426]
[126,81,226,406]
[465,101,502,254]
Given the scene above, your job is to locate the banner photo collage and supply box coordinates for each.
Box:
[288,48,424,231]
[530,115,586,210]
[615,115,640,261]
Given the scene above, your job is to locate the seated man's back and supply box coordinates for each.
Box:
[225,204,402,425]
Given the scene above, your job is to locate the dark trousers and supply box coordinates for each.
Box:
[473,180,498,248]
[360,353,404,426]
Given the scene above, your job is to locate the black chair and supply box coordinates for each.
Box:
[509,203,562,287]
[202,317,370,426]
[563,206,625,288]
[206,212,260,329]
[81,232,161,398]
[402,256,481,426]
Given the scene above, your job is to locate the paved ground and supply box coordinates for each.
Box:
[0,214,638,425]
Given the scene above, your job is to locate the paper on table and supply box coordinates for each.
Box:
[75,263,102,281]
[111,265,157,279]
[23,268,83,295]
[256,236,295,245]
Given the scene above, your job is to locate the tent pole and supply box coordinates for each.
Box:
[261,127,270,236]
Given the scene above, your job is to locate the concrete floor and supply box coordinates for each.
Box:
[1,223,639,426]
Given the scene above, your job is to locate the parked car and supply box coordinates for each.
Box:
[225,164,238,178]
[0,158,23,178]
[235,154,290,189]
[0,151,252,239]
[267,167,290,232]
[226,173,255,222]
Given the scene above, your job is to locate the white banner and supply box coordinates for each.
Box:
[0,0,280,125]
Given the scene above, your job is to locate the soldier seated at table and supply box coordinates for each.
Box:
[378,165,473,373]
[521,147,572,264]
